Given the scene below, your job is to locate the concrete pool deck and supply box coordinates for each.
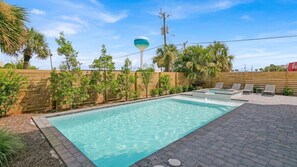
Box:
[133,103,297,167]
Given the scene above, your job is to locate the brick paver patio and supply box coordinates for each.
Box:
[133,103,297,167]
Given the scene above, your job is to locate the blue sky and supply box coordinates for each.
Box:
[1,0,297,71]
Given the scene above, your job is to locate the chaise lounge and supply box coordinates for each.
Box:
[262,84,276,96]
[242,84,254,94]
[229,83,241,91]
[210,82,224,90]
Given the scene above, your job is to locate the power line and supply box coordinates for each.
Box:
[188,34,297,45]
[113,34,297,60]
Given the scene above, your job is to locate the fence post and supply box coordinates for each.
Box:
[175,72,178,87]
[158,72,161,89]
[285,70,289,87]
[134,72,138,91]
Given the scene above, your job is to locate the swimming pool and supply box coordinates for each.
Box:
[48,96,242,167]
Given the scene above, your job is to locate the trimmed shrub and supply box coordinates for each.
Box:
[169,88,177,94]
[130,91,140,100]
[188,85,194,91]
[0,70,27,117]
[158,88,164,96]
[176,86,183,93]
[253,86,261,93]
[150,89,158,97]
[159,74,171,92]
[0,129,24,167]
[182,85,189,92]
[283,87,293,96]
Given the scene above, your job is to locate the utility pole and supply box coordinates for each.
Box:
[159,9,169,47]
[50,53,53,70]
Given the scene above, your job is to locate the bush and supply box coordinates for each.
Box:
[169,88,176,94]
[253,86,261,93]
[158,88,164,96]
[176,86,183,93]
[130,91,140,100]
[159,74,171,92]
[0,70,27,117]
[182,85,189,92]
[283,87,293,96]
[188,85,194,91]
[0,129,24,167]
[150,89,158,97]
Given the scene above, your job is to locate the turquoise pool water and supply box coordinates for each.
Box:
[48,97,239,167]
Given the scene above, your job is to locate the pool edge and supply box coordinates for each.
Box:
[32,116,96,167]
[32,94,179,167]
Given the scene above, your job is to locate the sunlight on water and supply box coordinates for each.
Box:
[49,97,237,167]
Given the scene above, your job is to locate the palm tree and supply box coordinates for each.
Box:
[0,1,27,55]
[22,28,50,69]
[153,48,165,71]
[153,44,178,72]
[183,45,219,80]
[208,42,234,72]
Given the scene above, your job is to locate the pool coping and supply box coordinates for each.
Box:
[32,94,181,167]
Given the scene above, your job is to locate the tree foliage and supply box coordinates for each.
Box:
[174,42,233,84]
[159,74,171,93]
[153,44,178,72]
[117,58,135,101]
[138,65,155,98]
[0,70,27,117]
[3,58,38,70]
[50,32,89,110]
[22,28,50,69]
[0,1,27,55]
[90,45,117,103]
[260,64,287,72]
[56,32,80,71]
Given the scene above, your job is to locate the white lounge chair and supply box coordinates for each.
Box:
[243,84,254,94]
[262,85,275,96]
[211,82,224,90]
[229,83,241,90]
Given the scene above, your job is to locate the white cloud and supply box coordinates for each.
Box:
[61,16,88,27]
[112,35,121,40]
[157,0,252,19]
[96,11,128,23]
[54,0,127,24]
[41,23,82,37]
[31,9,46,15]
[241,14,253,21]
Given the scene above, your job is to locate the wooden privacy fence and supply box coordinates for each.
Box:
[7,70,190,115]
[206,72,297,95]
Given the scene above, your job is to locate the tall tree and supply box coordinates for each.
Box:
[208,42,234,72]
[22,28,50,69]
[118,58,135,101]
[50,32,89,110]
[175,45,218,81]
[139,65,155,98]
[0,1,27,55]
[153,44,178,72]
[56,32,80,71]
[90,45,117,103]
